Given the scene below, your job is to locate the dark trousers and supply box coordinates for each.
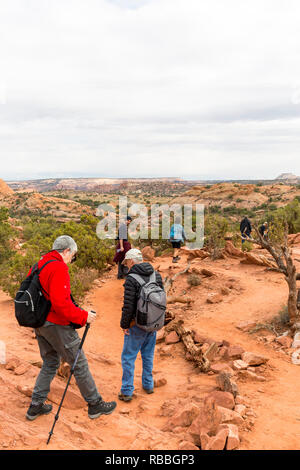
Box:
[241,229,251,244]
[118,262,128,279]
[31,322,101,405]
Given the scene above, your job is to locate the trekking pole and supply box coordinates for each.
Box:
[47,322,91,445]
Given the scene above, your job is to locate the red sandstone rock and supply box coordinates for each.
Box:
[242,352,269,366]
[224,345,244,360]
[165,331,180,345]
[205,391,235,410]
[210,363,234,374]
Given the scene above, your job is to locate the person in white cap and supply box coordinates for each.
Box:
[118,248,164,402]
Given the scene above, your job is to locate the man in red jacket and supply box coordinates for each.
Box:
[26,235,116,421]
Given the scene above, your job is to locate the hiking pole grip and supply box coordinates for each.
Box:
[46,322,90,445]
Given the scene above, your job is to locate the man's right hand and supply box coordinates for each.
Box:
[87,310,97,324]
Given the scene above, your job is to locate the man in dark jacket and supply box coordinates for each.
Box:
[119,248,164,402]
[26,235,116,421]
[240,216,252,244]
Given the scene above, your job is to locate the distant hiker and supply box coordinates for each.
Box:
[240,216,252,244]
[26,235,116,421]
[119,248,165,402]
[113,216,132,279]
[259,222,269,240]
[169,217,186,263]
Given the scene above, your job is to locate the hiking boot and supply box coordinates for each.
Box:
[88,399,117,419]
[143,388,154,394]
[118,392,133,402]
[26,403,52,421]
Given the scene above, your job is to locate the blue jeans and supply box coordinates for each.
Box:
[121,325,157,396]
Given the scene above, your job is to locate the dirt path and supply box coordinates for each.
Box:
[1,251,300,449]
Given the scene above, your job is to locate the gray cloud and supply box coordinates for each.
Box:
[0,0,300,180]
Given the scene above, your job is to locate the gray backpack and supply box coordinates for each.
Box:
[128,272,167,332]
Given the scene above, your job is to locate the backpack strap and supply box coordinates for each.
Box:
[128,271,156,285]
[37,259,59,275]
[127,273,146,286]
[35,259,60,297]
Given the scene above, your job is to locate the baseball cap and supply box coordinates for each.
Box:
[122,248,143,264]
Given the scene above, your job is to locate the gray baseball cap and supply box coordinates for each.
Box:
[122,248,143,264]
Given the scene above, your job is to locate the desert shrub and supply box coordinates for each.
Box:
[0,208,15,264]
[270,306,290,330]
[266,199,300,236]
[187,274,201,287]
[231,233,242,248]
[205,214,228,259]
[0,214,114,300]
[68,266,99,302]
[241,241,253,252]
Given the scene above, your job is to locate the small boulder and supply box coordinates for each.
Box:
[165,331,180,345]
[217,406,244,426]
[234,404,247,417]
[216,371,239,397]
[210,363,234,375]
[275,336,293,348]
[142,246,155,261]
[14,364,30,376]
[178,441,199,451]
[163,403,200,430]
[206,293,223,304]
[189,397,223,446]
[219,423,240,450]
[236,321,256,332]
[232,360,248,371]
[292,332,300,348]
[192,331,214,344]
[156,328,165,344]
[238,370,266,382]
[206,428,228,450]
[224,346,244,360]
[5,358,21,371]
[200,432,211,450]
[16,385,32,398]
[291,349,300,365]
[205,391,235,410]
[242,352,269,366]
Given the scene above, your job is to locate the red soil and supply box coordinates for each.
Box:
[1,248,300,450]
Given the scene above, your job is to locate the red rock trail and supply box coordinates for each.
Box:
[0,250,300,449]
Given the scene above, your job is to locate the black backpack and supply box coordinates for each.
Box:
[14,260,58,328]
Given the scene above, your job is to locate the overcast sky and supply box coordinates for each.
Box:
[1,0,300,181]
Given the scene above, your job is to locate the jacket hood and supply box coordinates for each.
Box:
[129,262,154,277]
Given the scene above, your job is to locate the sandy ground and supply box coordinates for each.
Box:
[1,248,300,450]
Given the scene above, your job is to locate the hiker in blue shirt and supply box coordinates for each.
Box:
[169,217,186,263]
